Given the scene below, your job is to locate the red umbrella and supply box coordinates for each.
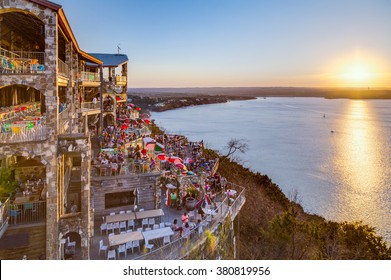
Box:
[135,107,141,111]
[128,103,135,107]
[157,153,168,161]
[120,124,128,130]
[143,119,151,125]
[169,156,183,164]
[141,149,147,155]
[176,163,187,170]
[116,96,121,101]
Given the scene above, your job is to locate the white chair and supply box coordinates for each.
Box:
[120,231,126,234]
[125,241,132,254]
[113,222,120,233]
[67,237,76,250]
[138,208,144,212]
[163,235,170,245]
[153,224,159,230]
[145,240,154,252]
[148,218,155,226]
[107,249,116,260]
[145,227,151,231]
[126,229,133,233]
[119,210,125,214]
[118,244,127,258]
[120,221,127,231]
[137,228,143,232]
[142,218,148,229]
[106,223,113,234]
[128,219,135,230]
[98,240,108,257]
[110,212,116,216]
[108,232,115,237]
[132,240,140,253]
[100,223,107,235]
[160,222,165,228]
[126,210,132,213]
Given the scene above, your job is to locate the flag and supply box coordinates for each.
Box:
[154,142,164,152]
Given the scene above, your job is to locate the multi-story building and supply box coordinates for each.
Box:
[0,0,136,260]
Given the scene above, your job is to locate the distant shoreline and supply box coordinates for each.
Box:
[129,87,391,113]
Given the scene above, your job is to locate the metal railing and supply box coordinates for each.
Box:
[8,200,46,225]
[58,59,69,78]
[59,117,87,136]
[0,123,49,144]
[81,102,100,112]
[1,48,45,74]
[115,75,127,84]
[0,198,10,238]
[136,182,246,260]
[80,71,100,82]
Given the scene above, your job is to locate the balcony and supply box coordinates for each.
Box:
[7,200,46,226]
[115,75,127,86]
[0,48,45,75]
[58,59,69,78]
[79,71,100,86]
[59,117,88,137]
[81,102,101,115]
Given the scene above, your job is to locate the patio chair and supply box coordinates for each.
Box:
[119,210,125,214]
[125,241,132,254]
[106,223,113,234]
[107,249,116,260]
[137,228,143,232]
[98,240,108,257]
[132,240,140,253]
[145,227,151,231]
[108,233,115,237]
[100,223,107,235]
[138,208,144,212]
[126,229,133,233]
[142,218,148,228]
[118,244,127,258]
[128,219,135,230]
[160,222,165,228]
[120,221,127,231]
[110,212,116,216]
[120,231,126,234]
[153,224,159,230]
[145,240,154,252]
[163,235,170,245]
[113,222,120,233]
[126,210,132,213]
[148,218,155,227]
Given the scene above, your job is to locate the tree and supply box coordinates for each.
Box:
[0,166,17,197]
[222,138,249,162]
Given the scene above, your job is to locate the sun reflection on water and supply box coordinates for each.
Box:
[334,100,388,234]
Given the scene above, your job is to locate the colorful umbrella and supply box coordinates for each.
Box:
[168,156,182,164]
[154,142,164,152]
[141,149,147,155]
[128,103,135,107]
[157,153,168,161]
[143,119,151,125]
[135,107,141,111]
[176,163,187,170]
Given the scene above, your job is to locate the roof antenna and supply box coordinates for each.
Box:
[117,44,121,54]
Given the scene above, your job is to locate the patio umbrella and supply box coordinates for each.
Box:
[186,171,195,175]
[120,124,128,130]
[141,149,147,155]
[143,119,151,125]
[135,107,141,111]
[184,157,194,164]
[176,163,187,170]
[154,142,164,152]
[157,153,168,161]
[168,156,182,164]
[128,103,135,107]
[166,183,177,189]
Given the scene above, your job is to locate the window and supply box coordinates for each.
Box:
[105,191,135,209]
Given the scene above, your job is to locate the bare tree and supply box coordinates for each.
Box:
[222,138,249,161]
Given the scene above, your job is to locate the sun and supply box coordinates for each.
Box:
[341,63,373,85]
[327,50,387,87]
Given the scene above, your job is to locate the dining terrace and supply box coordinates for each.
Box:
[1,48,45,74]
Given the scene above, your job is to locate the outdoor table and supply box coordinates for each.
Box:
[142,227,174,242]
[105,212,136,224]
[108,230,144,247]
[134,209,164,220]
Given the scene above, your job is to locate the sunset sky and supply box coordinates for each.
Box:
[56,0,391,88]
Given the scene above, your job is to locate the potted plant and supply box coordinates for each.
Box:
[185,186,198,211]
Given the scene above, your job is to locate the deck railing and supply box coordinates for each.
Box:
[80,71,100,82]
[8,200,46,225]
[0,123,49,144]
[136,182,246,260]
[0,48,45,74]
[59,117,87,136]
[115,75,127,84]
[58,59,69,78]
[81,102,100,112]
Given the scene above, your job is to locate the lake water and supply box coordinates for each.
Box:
[152,97,391,243]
